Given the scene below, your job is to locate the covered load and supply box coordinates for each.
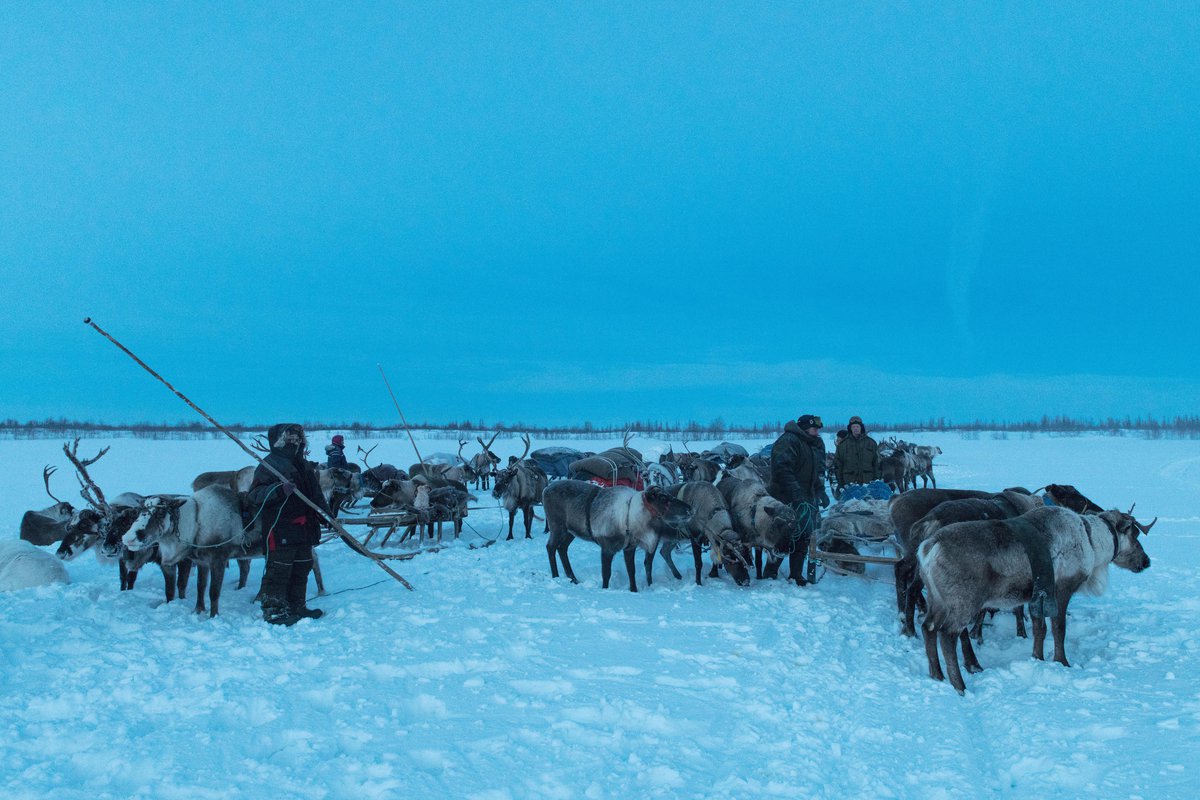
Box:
[529,447,588,480]
[569,446,645,489]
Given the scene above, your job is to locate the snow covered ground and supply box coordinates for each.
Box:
[1,431,1197,799]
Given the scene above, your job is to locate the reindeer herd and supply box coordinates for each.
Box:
[17,433,1156,695]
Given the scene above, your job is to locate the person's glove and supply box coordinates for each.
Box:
[817,487,831,509]
[281,481,296,496]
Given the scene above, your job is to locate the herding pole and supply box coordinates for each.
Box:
[377,364,424,464]
[82,317,414,591]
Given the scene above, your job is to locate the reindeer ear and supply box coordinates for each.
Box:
[168,497,189,510]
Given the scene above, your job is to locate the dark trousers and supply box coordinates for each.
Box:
[261,543,314,621]
[789,501,819,584]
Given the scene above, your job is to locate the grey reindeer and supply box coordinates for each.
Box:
[493,433,549,540]
[543,480,692,592]
[918,505,1153,694]
[649,480,745,586]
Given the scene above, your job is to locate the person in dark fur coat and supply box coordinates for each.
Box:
[247,423,329,626]
[768,414,825,585]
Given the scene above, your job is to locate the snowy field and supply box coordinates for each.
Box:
[1,431,1198,799]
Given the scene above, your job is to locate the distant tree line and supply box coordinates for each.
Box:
[2,414,1198,440]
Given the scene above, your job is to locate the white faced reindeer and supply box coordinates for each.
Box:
[918,505,1153,694]
[493,433,549,540]
[123,485,263,617]
[53,440,195,602]
[543,480,693,592]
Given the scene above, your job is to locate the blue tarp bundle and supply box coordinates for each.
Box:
[839,480,893,502]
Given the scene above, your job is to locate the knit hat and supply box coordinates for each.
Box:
[332,435,345,446]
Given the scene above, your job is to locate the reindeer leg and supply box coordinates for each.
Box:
[939,631,966,694]
[1013,605,1027,639]
[506,510,516,541]
[659,541,683,581]
[177,559,192,600]
[959,630,984,674]
[923,623,944,682]
[119,561,131,591]
[558,535,578,583]
[644,541,658,585]
[1051,595,1071,667]
[969,611,985,644]
[894,560,909,617]
[236,558,250,590]
[161,562,177,602]
[754,547,764,580]
[691,540,703,585]
[523,505,533,539]
[194,565,208,614]
[623,546,638,592]
[209,558,227,618]
[903,573,922,638]
[600,548,615,589]
[1031,614,1047,661]
[546,533,561,578]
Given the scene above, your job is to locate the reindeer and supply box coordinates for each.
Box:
[123,485,263,617]
[899,490,1044,638]
[356,445,405,497]
[918,505,1153,694]
[470,432,502,490]
[55,440,195,601]
[890,487,1034,633]
[908,444,942,489]
[681,456,721,483]
[19,466,77,546]
[716,475,799,582]
[494,433,549,540]
[721,454,766,486]
[648,481,744,586]
[543,481,693,591]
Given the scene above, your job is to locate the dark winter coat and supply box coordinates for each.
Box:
[247,427,327,550]
[834,430,880,486]
[325,444,348,469]
[768,421,823,506]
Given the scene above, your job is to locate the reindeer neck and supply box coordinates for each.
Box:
[1082,514,1118,564]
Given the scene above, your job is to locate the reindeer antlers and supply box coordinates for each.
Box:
[476,431,501,455]
[42,465,63,504]
[62,438,109,511]
[250,435,271,453]
[518,432,531,462]
[357,443,379,470]
[1122,503,1157,535]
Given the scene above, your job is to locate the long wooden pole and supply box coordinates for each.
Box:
[82,317,414,591]
[377,363,424,464]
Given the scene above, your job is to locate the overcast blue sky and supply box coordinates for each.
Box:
[2,3,1197,427]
